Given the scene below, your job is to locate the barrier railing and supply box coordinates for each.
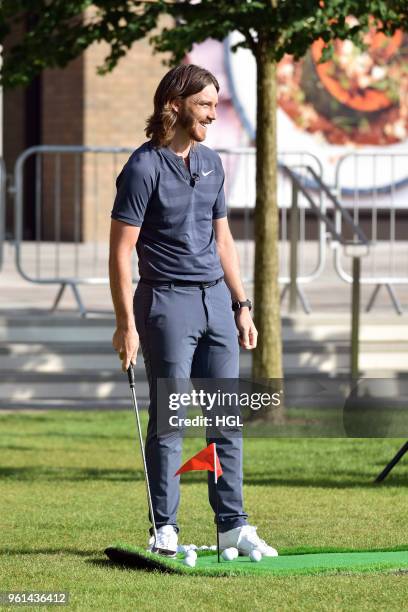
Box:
[218,148,326,297]
[7,145,408,316]
[14,146,135,315]
[282,164,368,315]
[334,152,408,314]
[12,146,328,315]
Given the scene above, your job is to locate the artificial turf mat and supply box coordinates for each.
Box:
[105,544,408,577]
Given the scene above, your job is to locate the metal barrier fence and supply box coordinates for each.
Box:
[334,152,408,314]
[0,156,6,271]
[218,149,326,296]
[12,145,327,315]
[14,146,135,315]
[10,145,408,315]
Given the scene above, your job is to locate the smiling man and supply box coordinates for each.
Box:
[109,64,278,558]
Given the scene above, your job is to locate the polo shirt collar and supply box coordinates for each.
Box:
[161,144,198,163]
[160,144,199,177]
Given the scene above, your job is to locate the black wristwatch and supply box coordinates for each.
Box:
[232,299,252,312]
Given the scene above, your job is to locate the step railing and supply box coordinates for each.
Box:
[282,163,369,378]
[281,163,369,313]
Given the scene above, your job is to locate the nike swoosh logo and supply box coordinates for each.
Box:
[202,170,214,177]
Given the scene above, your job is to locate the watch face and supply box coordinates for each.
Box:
[232,300,251,311]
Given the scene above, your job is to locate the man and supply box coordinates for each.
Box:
[109,64,277,557]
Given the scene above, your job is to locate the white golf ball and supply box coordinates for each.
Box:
[183,556,196,568]
[221,547,238,561]
[185,550,197,561]
[177,544,188,553]
[249,549,262,562]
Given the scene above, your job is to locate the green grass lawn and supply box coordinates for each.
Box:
[0,410,407,611]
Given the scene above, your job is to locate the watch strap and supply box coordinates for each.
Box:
[232,299,252,312]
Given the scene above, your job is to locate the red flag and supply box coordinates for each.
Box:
[175,443,223,480]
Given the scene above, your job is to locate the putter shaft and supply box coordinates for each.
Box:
[128,366,158,547]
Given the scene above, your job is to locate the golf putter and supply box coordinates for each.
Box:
[126,364,176,557]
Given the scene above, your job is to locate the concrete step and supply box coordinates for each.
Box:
[0,351,406,405]
[0,343,118,372]
[0,381,149,403]
[1,340,408,373]
[0,368,150,409]
[0,319,113,343]
[1,313,408,343]
[1,312,408,409]
[1,370,405,412]
[0,398,136,411]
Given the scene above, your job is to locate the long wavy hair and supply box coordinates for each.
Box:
[145,64,219,147]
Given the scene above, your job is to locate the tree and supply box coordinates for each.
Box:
[1,0,406,387]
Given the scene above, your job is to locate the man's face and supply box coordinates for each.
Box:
[175,84,218,142]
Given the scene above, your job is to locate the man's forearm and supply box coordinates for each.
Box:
[109,252,135,329]
[217,236,247,301]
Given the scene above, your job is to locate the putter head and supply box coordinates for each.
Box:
[151,545,177,558]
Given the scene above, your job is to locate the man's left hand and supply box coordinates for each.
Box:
[235,309,258,350]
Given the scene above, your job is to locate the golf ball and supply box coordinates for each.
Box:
[183,556,196,568]
[249,549,262,562]
[221,547,238,561]
[185,550,197,561]
[177,545,188,553]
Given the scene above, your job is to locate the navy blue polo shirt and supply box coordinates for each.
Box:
[111,141,227,281]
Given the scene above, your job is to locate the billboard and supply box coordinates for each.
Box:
[186,28,408,207]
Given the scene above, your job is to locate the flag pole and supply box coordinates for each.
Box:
[214,442,220,563]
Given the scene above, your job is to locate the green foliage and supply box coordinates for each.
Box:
[1,0,407,87]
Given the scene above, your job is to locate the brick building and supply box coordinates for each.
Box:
[3,30,171,242]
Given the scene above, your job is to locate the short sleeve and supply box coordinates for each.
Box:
[111,159,154,227]
[212,167,227,220]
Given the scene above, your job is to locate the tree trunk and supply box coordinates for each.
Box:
[252,44,284,422]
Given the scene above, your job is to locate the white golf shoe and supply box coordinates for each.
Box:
[147,525,178,557]
[219,525,278,557]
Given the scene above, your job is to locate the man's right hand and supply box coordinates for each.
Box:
[112,326,139,373]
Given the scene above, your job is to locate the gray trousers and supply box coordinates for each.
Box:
[133,278,248,533]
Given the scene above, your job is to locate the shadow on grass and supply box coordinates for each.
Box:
[0,445,36,451]
[86,558,137,571]
[244,474,408,488]
[0,548,158,573]
[0,548,146,571]
[4,432,132,441]
[0,547,97,557]
[0,466,146,481]
[0,465,406,487]
[86,558,189,575]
